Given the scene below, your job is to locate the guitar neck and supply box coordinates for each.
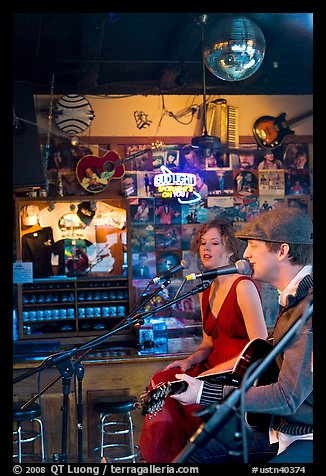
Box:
[168,371,239,395]
[288,110,313,126]
[117,146,151,167]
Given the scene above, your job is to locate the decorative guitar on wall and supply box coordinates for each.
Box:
[76,141,164,193]
[140,338,276,418]
[253,110,313,149]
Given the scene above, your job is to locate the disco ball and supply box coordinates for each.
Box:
[203,15,266,82]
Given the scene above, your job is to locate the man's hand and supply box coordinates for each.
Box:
[170,373,203,405]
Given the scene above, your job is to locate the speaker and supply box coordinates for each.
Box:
[13,81,46,189]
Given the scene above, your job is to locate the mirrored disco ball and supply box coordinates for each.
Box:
[203,15,266,82]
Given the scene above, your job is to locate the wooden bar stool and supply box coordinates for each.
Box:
[13,401,45,463]
[93,395,139,462]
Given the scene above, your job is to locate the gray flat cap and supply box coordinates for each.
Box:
[235,207,313,245]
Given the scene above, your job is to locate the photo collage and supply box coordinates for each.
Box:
[123,141,312,327]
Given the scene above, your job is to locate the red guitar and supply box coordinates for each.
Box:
[140,338,276,418]
[253,110,313,149]
[76,141,163,193]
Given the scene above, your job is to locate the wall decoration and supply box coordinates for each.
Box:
[181,224,202,249]
[38,137,313,332]
[130,198,155,224]
[252,110,313,149]
[257,149,284,170]
[179,147,205,172]
[130,224,155,252]
[125,144,153,171]
[231,144,259,170]
[205,152,231,170]
[154,199,181,224]
[285,195,310,213]
[156,250,183,278]
[121,172,138,197]
[181,202,208,225]
[233,170,259,196]
[154,224,181,250]
[164,150,180,170]
[207,170,233,196]
[137,172,156,197]
[285,170,310,195]
[132,251,156,280]
[259,196,285,211]
[54,94,95,134]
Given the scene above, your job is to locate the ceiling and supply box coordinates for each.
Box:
[13,12,313,97]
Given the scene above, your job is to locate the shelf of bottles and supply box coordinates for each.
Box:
[17,277,129,338]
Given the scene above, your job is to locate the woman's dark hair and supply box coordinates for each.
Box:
[190,219,240,263]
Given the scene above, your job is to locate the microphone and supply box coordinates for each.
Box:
[185,259,252,281]
[150,259,189,284]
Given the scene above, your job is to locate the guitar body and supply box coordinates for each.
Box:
[76,151,125,193]
[253,110,313,149]
[253,113,294,149]
[75,142,163,193]
[140,338,274,417]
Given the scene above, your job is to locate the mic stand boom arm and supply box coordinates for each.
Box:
[173,300,313,463]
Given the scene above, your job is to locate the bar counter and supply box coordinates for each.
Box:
[13,336,201,462]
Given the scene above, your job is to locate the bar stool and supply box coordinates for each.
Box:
[93,395,139,462]
[13,401,45,463]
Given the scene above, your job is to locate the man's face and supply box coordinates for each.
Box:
[264,152,275,162]
[239,154,255,169]
[139,255,147,265]
[243,240,277,283]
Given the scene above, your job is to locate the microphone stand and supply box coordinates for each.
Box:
[173,300,313,463]
[13,279,211,463]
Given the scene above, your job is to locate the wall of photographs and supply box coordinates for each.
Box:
[42,139,312,331]
[121,141,312,329]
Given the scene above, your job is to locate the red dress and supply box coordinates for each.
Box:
[139,276,257,463]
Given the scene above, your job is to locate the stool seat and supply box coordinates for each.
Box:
[13,402,41,422]
[94,395,138,414]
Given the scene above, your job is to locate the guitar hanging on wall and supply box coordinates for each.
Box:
[76,141,163,194]
[253,110,313,149]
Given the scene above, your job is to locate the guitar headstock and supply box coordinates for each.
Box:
[140,382,171,417]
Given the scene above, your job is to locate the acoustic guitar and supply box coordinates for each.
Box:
[76,141,163,193]
[253,110,313,149]
[140,337,276,418]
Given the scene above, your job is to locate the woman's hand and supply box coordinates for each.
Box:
[170,374,203,405]
[163,358,193,372]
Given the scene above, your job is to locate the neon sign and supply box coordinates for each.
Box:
[153,166,202,204]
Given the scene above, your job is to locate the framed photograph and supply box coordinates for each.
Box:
[129,198,155,224]
[131,251,156,280]
[285,170,310,195]
[154,224,181,250]
[258,170,285,196]
[233,170,259,196]
[130,224,155,252]
[282,142,309,170]
[125,144,153,171]
[207,170,233,197]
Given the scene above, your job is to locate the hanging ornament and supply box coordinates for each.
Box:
[54,94,95,134]
[203,15,266,82]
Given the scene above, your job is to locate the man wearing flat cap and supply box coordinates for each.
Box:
[172,207,313,464]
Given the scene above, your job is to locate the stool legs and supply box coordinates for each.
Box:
[13,417,45,463]
[98,412,138,462]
